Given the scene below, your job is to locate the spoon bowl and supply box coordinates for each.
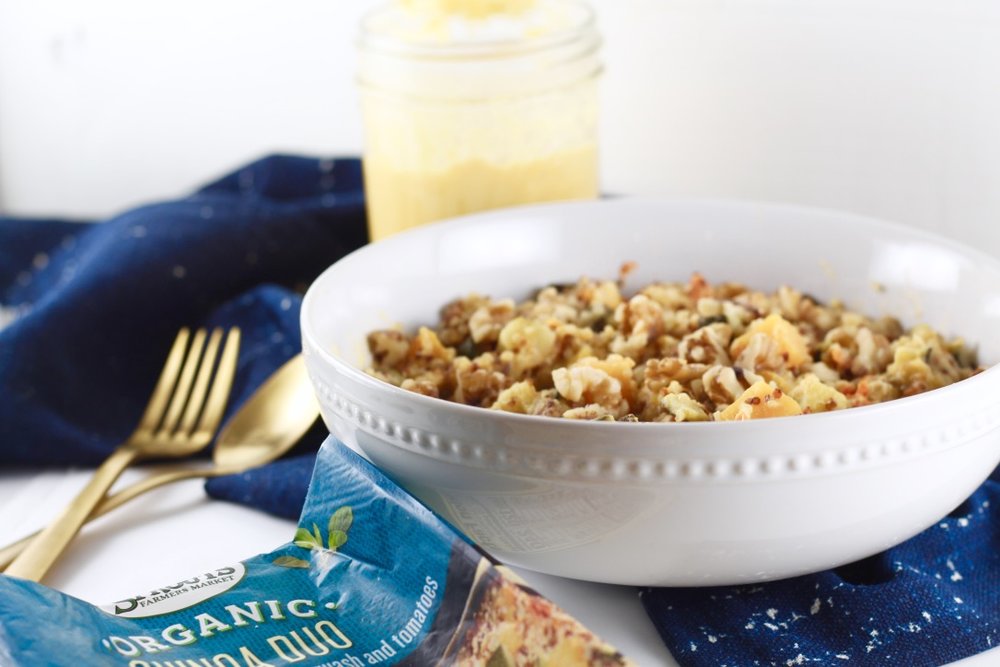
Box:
[212,354,320,470]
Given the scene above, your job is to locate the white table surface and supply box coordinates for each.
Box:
[1,466,996,667]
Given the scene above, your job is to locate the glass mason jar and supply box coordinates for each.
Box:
[357,1,602,241]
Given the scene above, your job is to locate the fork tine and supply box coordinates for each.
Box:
[176,328,224,435]
[159,328,208,434]
[3,326,239,583]
[136,328,191,433]
[192,328,241,440]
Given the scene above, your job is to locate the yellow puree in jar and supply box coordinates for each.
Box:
[364,147,598,239]
[362,0,599,240]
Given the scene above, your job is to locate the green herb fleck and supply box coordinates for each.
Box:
[292,506,354,553]
[273,556,310,569]
[293,527,319,550]
[329,506,354,535]
[312,523,323,546]
[328,530,348,550]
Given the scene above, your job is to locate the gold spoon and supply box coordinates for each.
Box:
[0,354,319,571]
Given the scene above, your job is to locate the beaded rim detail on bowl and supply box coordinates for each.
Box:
[309,374,1000,484]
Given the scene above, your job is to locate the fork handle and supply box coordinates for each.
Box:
[4,446,139,582]
[0,463,238,571]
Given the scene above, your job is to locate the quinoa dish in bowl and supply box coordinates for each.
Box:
[300,198,1000,586]
[365,271,981,424]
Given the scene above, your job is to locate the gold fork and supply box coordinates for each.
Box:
[0,354,318,571]
[4,327,240,583]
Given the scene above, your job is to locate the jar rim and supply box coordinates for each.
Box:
[358,0,597,62]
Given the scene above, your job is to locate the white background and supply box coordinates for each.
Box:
[1,0,999,255]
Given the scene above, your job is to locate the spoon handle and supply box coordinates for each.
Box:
[0,465,237,571]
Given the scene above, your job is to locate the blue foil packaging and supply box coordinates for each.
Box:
[0,439,632,666]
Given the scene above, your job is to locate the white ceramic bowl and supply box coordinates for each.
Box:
[301,198,1000,586]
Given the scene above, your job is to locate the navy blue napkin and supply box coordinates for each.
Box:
[3,157,998,666]
[0,155,366,466]
[642,467,1000,666]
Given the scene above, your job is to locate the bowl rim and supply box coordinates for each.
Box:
[301,196,1000,436]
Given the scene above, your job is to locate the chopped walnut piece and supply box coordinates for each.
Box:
[610,294,665,361]
[438,294,489,346]
[678,322,733,366]
[660,392,710,422]
[491,380,538,414]
[553,358,632,419]
[400,377,441,398]
[453,355,508,407]
[469,298,516,344]
[498,317,557,379]
[367,329,410,368]
[411,326,454,363]
[564,404,616,420]
[702,365,748,408]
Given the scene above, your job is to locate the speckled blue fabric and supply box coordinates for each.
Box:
[0,155,366,466]
[204,452,318,519]
[642,466,1000,666]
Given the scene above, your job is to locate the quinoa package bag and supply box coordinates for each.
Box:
[0,438,632,666]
